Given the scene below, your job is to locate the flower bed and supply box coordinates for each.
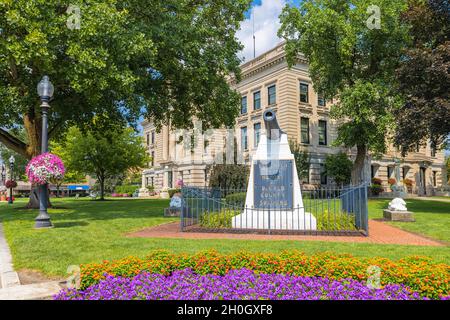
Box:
[56,268,443,300]
[80,250,449,299]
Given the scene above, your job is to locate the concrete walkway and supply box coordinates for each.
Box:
[411,197,450,203]
[0,222,63,300]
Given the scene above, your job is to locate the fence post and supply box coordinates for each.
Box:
[364,183,369,236]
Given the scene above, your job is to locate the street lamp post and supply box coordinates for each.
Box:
[8,156,15,204]
[35,75,54,229]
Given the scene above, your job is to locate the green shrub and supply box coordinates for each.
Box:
[370,184,383,196]
[199,210,240,228]
[114,185,139,196]
[80,250,450,299]
[315,210,357,231]
[168,188,181,198]
[225,192,246,205]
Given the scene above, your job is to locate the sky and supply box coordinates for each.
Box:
[237,0,301,62]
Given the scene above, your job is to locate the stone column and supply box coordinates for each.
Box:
[162,126,169,161]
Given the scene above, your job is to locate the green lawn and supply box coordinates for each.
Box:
[0,197,449,278]
[368,198,450,243]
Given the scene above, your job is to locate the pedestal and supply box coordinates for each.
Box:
[383,209,415,222]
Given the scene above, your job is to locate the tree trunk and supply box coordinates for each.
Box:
[0,105,54,209]
[351,144,367,186]
[99,178,105,200]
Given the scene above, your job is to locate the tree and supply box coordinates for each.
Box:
[324,152,353,187]
[49,141,86,197]
[289,141,310,183]
[279,0,409,184]
[393,0,450,154]
[208,165,250,192]
[62,126,148,200]
[0,0,250,198]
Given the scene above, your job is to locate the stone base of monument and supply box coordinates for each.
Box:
[383,209,415,222]
[231,210,317,230]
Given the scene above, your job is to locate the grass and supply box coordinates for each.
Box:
[368,198,450,243]
[0,197,449,277]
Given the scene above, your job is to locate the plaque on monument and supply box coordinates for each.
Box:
[253,160,293,209]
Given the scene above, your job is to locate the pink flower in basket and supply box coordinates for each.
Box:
[26,153,65,185]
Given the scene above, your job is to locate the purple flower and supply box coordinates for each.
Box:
[54,269,446,300]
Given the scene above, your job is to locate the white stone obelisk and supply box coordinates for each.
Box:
[232,110,316,230]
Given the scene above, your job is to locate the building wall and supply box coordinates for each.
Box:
[141,43,447,196]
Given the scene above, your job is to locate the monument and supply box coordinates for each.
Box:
[232,109,317,230]
[383,198,415,222]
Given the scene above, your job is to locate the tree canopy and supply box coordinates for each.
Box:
[279,0,409,184]
[393,0,450,154]
[0,0,250,160]
[324,152,353,187]
[61,126,148,200]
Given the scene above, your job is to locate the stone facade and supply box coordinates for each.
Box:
[141,43,447,196]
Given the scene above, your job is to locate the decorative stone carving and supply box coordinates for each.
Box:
[388,198,408,211]
[383,198,415,222]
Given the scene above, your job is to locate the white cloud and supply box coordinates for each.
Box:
[237,0,286,63]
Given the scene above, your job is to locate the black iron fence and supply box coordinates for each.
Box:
[180,184,369,236]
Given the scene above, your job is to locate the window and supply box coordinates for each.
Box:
[318,120,327,145]
[300,117,310,144]
[387,166,393,179]
[300,83,309,103]
[241,127,248,151]
[151,177,154,187]
[151,131,155,144]
[268,85,276,105]
[253,91,261,110]
[151,151,155,167]
[145,177,149,187]
[146,133,150,146]
[318,93,326,106]
[303,165,310,184]
[320,164,327,185]
[241,96,247,114]
[431,142,436,157]
[168,171,173,188]
[433,171,437,187]
[402,167,408,180]
[371,165,376,179]
[253,123,261,147]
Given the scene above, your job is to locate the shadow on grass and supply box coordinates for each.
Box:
[0,198,171,224]
[53,221,90,228]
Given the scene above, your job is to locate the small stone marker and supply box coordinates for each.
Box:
[383,198,415,222]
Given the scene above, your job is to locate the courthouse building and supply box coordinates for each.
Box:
[140,43,447,197]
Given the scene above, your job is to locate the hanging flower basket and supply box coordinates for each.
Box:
[5,180,17,189]
[26,153,65,185]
